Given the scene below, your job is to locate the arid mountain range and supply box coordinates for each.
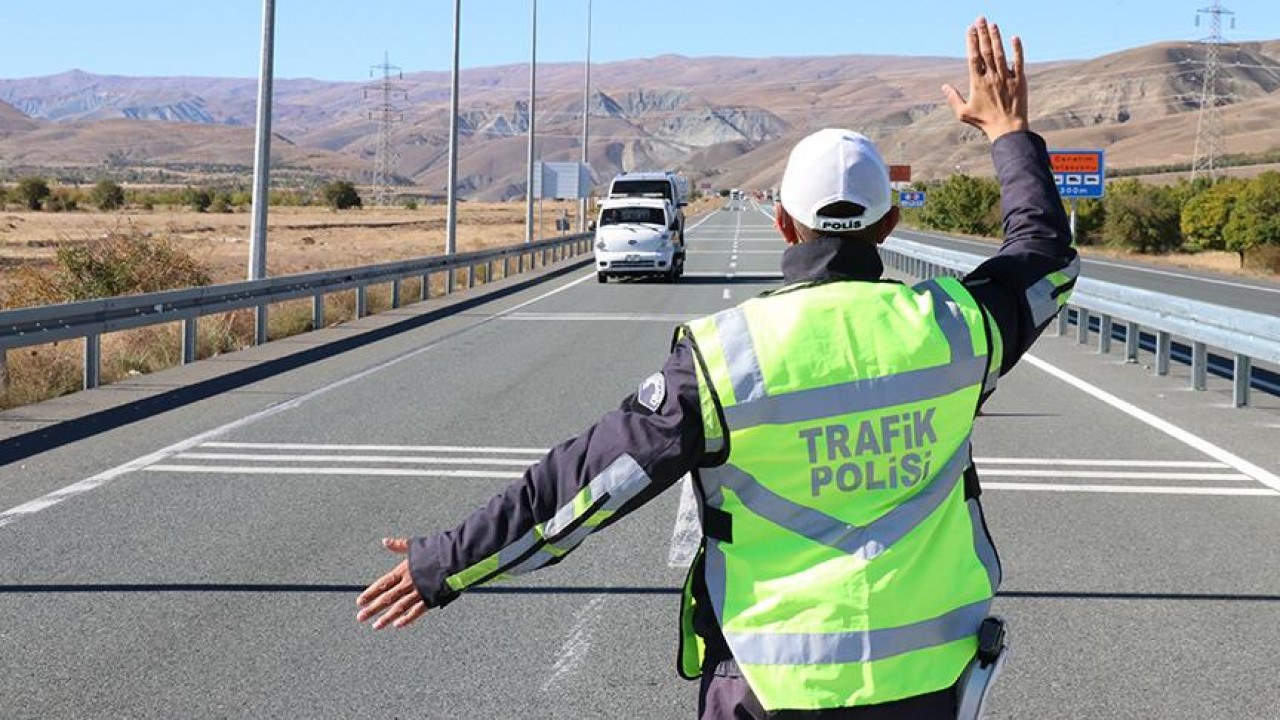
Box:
[1,39,1278,200]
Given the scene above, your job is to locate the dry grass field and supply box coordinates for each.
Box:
[0,201,587,293]
[0,200,589,410]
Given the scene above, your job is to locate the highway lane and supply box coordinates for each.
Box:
[894,226,1280,316]
[1,209,1279,718]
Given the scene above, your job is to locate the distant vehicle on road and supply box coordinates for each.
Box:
[593,198,684,284]
[609,171,689,245]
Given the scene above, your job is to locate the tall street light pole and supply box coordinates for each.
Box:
[524,0,538,245]
[445,0,462,292]
[579,0,592,232]
[248,0,276,345]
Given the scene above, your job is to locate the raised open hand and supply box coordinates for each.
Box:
[942,17,1030,142]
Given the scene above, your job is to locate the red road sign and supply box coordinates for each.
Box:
[1049,152,1102,174]
[889,165,912,183]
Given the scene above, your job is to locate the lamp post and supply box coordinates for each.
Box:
[524,0,538,245]
[579,0,593,232]
[445,0,462,292]
[248,0,276,345]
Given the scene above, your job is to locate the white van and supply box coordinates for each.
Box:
[593,198,684,284]
[607,171,688,247]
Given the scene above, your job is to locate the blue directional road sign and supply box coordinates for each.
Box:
[899,191,927,209]
[1049,149,1106,199]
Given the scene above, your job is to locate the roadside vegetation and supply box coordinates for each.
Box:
[900,172,1280,273]
[0,178,371,216]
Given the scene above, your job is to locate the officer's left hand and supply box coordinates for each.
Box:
[356,538,428,630]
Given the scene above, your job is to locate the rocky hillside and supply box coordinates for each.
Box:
[1,40,1278,197]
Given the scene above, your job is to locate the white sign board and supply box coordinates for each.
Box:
[533,162,593,200]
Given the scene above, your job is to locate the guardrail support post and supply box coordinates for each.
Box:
[182,316,198,365]
[254,305,268,346]
[504,256,511,279]
[1233,355,1251,407]
[422,274,431,301]
[0,350,8,392]
[356,286,368,319]
[1077,308,1091,345]
[1125,322,1140,363]
[1155,331,1171,376]
[1098,315,1113,354]
[391,280,402,309]
[312,293,325,330]
[446,269,456,295]
[467,264,476,289]
[486,261,494,284]
[1190,342,1208,391]
[1055,307,1069,337]
[84,333,101,390]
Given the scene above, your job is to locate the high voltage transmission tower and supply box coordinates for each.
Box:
[366,52,407,206]
[1191,0,1236,183]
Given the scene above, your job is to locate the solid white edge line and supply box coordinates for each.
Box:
[1024,353,1280,492]
[980,470,1251,481]
[201,442,549,454]
[975,458,1229,469]
[983,482,1278,497]
[144,466,525,479]
[0,272,596,530]
[175,453,538,466]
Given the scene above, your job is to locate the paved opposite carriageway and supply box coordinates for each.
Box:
[1,209,1279,718]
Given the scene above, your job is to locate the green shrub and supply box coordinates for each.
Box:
[1103,179,1182,254]
[322,181,362,211]
[16,177,51,211]
[91,180,126,211]
[916,175,1002,236]
[184,188,213,213]
[1222,172,1280,267]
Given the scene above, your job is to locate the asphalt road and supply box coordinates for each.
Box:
[2,208,1279,718]
[893,226,1280,317]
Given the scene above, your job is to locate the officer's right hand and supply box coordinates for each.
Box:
[942,16,1030,142]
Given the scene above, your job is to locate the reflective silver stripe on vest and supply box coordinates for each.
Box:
[968,498,1002,592]
[1026,257,1080,328]
[918,280,974,362]
[496,453,651,575]
[715,307,768,405]
[723,598,991,666]
[700,439,971,562]
[722,356,987,430]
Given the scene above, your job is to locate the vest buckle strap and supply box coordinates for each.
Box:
[702,505,733,543]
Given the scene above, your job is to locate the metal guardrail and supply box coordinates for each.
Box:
[0,233,593,391]
[882,235,1280,408]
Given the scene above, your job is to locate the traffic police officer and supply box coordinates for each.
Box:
[359,17,1078,719]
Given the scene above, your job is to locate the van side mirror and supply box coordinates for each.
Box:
[678,201,688,208]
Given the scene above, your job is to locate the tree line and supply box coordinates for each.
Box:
[903,172,1280,270]
[0,178,368,213]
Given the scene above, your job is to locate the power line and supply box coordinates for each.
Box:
[365,51,407,206]
[1192,0,1237,182]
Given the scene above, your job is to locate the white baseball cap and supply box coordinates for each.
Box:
[779,129,892,234]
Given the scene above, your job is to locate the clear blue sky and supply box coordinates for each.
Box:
[2,0,1277,80]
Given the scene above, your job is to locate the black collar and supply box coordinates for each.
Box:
[780,237,885,285]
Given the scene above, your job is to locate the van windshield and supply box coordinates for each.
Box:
[600,207,666,227]
[611,180,673,201]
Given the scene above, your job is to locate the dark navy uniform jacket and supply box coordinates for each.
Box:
[406,131,1077,683]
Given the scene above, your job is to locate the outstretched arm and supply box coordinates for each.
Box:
[357,340,709,630]
[944,17,1078,379]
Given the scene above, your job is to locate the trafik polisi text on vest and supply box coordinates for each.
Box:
[799,408,937,497]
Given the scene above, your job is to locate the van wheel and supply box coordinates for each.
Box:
[597,272,608,284]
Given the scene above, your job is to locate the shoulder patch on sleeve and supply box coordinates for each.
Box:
[637,372,667,413]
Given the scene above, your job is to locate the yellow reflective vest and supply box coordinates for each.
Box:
[677,276,1004,711]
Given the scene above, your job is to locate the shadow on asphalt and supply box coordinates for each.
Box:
[5,585,1280,603]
